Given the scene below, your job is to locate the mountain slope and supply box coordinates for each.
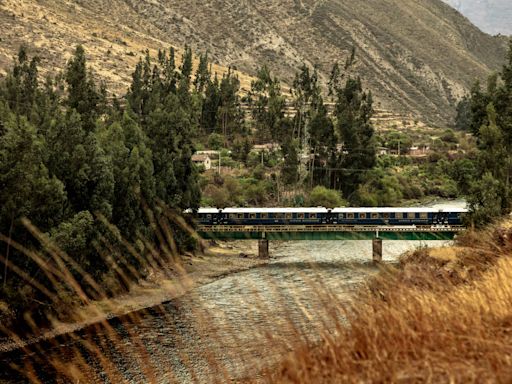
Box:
[0,0,508,125]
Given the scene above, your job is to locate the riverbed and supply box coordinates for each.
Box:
[0,237,452,383]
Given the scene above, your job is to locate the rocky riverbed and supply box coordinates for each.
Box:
[0,238,453,383]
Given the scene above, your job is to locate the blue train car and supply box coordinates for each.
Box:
[192,207,467,227]
[331,208,466,226]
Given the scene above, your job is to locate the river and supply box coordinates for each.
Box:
[0,201,465,383]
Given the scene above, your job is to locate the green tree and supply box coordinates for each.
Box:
[65,45,104,131]
[46,110,114,218]
[454,95,471,131]
[96,112,155,237]
[0,114,66,289]
[249,66,285,143]
[332,75,376,198]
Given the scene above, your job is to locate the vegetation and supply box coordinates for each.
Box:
[453,40,512,226]
[0,46,201,328]
[0,38,504,335]
[266,222,512,383]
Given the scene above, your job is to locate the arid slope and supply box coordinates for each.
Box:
[0,0,508,124]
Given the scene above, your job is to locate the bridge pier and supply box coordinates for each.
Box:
[258,239,270,259]
[372,238,383,263]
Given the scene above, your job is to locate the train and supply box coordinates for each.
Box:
[191,207,468,226]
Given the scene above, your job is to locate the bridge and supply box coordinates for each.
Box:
[197,224,466,261]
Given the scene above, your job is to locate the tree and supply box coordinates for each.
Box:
[250,66,286,143]
[46,110,114,218]
[454,95,471,131]
[65,45,104,131]
[180,45,193,84]
[96,112,155,238]
[2,46,40,118]
[281,138,300,185]
[0,114,66,288]
[308,99,336,188]
[194,52,210,94]
[467,172,502,226]
[332,75,376,198]
[464,41,512,224]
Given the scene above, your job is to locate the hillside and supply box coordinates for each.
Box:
[0,0,508,125]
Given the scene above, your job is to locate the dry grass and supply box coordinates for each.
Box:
[266,223,512,383]
[4,209,512,382]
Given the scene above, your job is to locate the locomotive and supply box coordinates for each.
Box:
[192,207,467,226]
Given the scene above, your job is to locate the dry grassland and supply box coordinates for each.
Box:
[266,223,512,383]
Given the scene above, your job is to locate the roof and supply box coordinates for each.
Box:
[195,207,468,214]
[332,207,468,213]
[192,154,211,162]
[222,207,329,214]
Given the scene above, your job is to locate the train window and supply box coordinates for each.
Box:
[359,213,366,219]
[395,212,403,219]
[383,213,390,219]
[250,213,256,219]
[298,213,305,219]
[206,214,212,219]
[372,213,379,219]
[420,212,428,219]
[338,213,344,219]
[230,214,237,219]
[261,213,268,219]
[275,213,284,219]
[285,213,293,219]
[408,212,416,219]
[238,213,244,219]
[347,213,354,219]
[310,213,317,219]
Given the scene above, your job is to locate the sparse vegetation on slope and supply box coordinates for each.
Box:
[0,0,508,124]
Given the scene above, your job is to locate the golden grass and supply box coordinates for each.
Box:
[4,209,512,383]
[265,224,512,383]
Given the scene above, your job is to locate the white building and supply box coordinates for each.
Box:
[192,154,212,170]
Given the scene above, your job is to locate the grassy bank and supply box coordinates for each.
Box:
[266,222,512,383]
[0,242,265,353]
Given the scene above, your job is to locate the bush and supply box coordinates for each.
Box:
[207,133,224,150]
[307,186,345,208]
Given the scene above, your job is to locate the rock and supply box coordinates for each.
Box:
[239,252,249,258]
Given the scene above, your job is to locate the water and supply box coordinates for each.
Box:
[1,200,466,383]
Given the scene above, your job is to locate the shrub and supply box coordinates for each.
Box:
[307,186,345,208]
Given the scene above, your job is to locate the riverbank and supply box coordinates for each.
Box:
[267,221,512,383]
[0,242,267,353]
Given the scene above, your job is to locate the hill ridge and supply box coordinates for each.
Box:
[0,0,508,125]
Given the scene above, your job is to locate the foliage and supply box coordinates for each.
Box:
[307,186,345,208]
[0,45,202,325]
[462,41,512,225]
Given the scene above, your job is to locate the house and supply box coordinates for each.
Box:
[409,145,430,157]
[377,146,389,156]
[192,154,212,170]
[252,143,281,152]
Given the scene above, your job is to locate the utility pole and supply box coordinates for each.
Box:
[218,151,221,174]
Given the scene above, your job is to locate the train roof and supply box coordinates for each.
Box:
[331,207,468,213]
[221,207,329,213]
[195,207,468,214]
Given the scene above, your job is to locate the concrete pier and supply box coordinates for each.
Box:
[258,239,269,259]
[372,238,383,262]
